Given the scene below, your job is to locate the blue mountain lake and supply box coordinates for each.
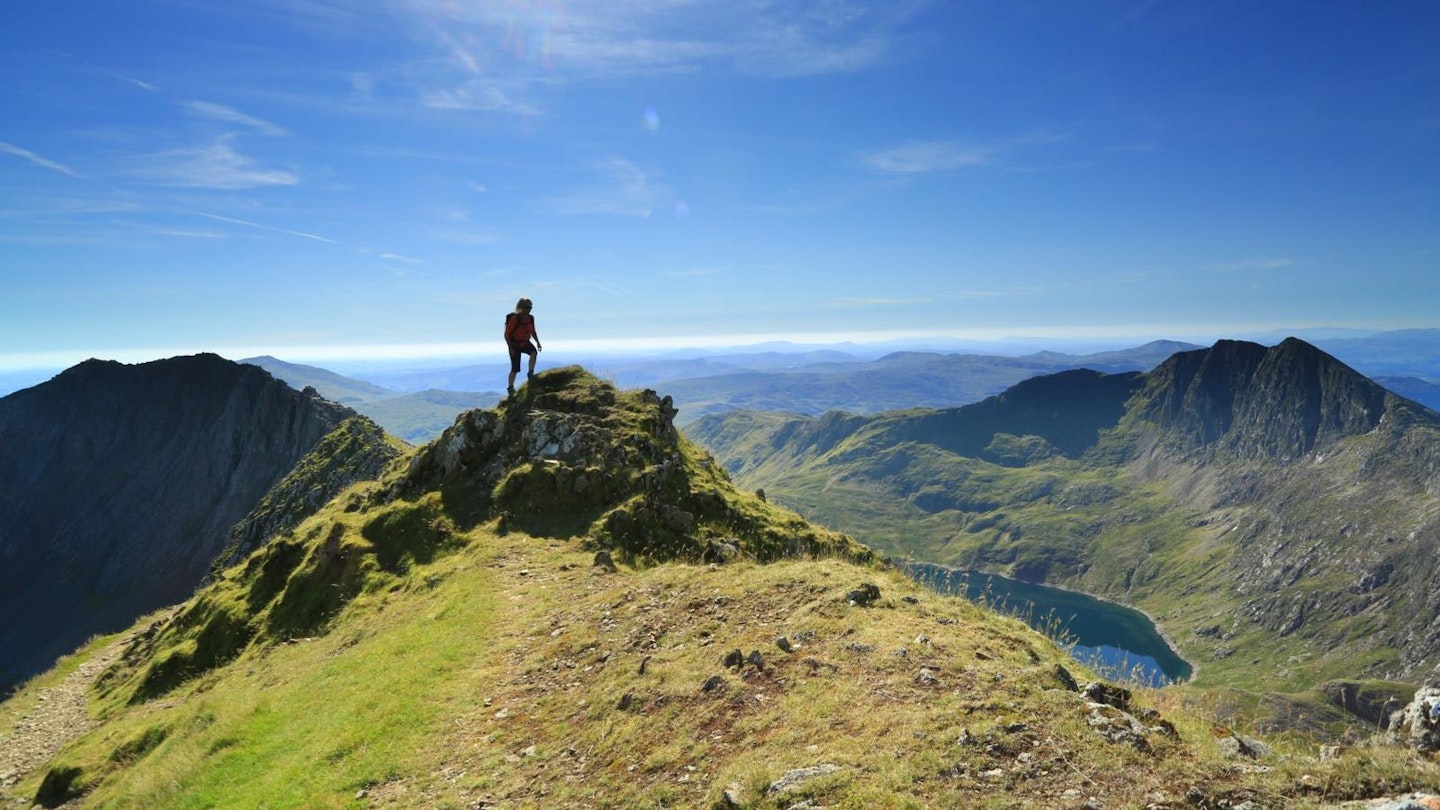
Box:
[905,563,1193,687]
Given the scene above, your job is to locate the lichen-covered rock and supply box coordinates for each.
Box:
[1387,687,1440,753]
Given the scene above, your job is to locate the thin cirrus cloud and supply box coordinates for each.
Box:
[197,212,334,243]
[133,136,298,189]
[1208,258,1296,273]
[181,101,289,136]
[858,140,993,174]
[859,132,1074,175]
[544,157,665,218]
[402,0,908,81]
[422,81,540,115]
[0,141,83,178]
[830,295,933,308]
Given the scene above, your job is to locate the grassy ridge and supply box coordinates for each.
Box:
[17,518,1440,807]
[14,518,1440,807]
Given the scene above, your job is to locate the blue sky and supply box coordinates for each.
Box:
[3,1,1438,371]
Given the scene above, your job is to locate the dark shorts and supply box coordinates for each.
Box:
[508,342,536,373]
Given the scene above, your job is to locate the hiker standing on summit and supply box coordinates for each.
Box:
[505,297,542,395]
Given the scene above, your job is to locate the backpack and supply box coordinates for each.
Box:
[504,312,528,344]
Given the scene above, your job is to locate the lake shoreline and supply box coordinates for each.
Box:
[903,560,1198,685]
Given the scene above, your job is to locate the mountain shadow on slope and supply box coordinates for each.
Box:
[875,368,1145,462]
[1130,337,1391,460]
[0,354,388,693]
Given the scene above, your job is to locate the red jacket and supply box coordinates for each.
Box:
[505,313,537,345]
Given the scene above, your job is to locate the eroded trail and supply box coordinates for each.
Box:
[0,636,130,797]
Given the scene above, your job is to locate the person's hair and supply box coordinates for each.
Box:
[516,297,533,312]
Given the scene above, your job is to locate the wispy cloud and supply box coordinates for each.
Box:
[182,101,289,136]
[859,132,1074,175]
[422,81,540,115]
[858,140,992,174]
[134,136,298,189]
[545,157,665,218]
[431,228,501,245]
[664,267,723,279]
[831,295,933,308]
[1207,257,1296,273]
[198,212,334,243]
[112,72,157,91]
[379,252,423,264]
[0,141,83,178]
[156,228,227,238]
[534,276,632,297]
[404,0,918,81]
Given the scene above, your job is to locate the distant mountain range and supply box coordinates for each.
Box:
[237,341,1203,441]
[239,356,499,444]
[691,338,1440,692]
[0,355,398,692]
[258,331,1440,434]
[4,329,1436,435]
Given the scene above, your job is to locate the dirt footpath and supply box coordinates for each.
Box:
[0,637,130,804]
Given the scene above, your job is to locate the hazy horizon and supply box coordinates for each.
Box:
[0,324,1424,394]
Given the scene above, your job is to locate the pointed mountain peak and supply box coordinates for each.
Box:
[1134,337,1393,460]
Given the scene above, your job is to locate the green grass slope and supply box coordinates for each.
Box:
[4,367,1438,808]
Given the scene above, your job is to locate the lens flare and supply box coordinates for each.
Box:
[642,106,660,131]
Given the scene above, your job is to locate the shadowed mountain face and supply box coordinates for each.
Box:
[0,354,358,692]
[691,339,1440,689]
[1132,338,1391,459]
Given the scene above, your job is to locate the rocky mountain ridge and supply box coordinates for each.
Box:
[0,354,395,693]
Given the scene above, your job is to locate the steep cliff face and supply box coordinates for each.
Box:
[0,354,360,692]
[1132,338,1392,461]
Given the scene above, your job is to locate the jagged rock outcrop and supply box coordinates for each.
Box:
[218,416,402,569]
[399,366,870,565]
[1132,337,1392,461]
[0,354,360,692]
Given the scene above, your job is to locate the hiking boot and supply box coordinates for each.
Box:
[506,386,515,396]
[527,372,536,382]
